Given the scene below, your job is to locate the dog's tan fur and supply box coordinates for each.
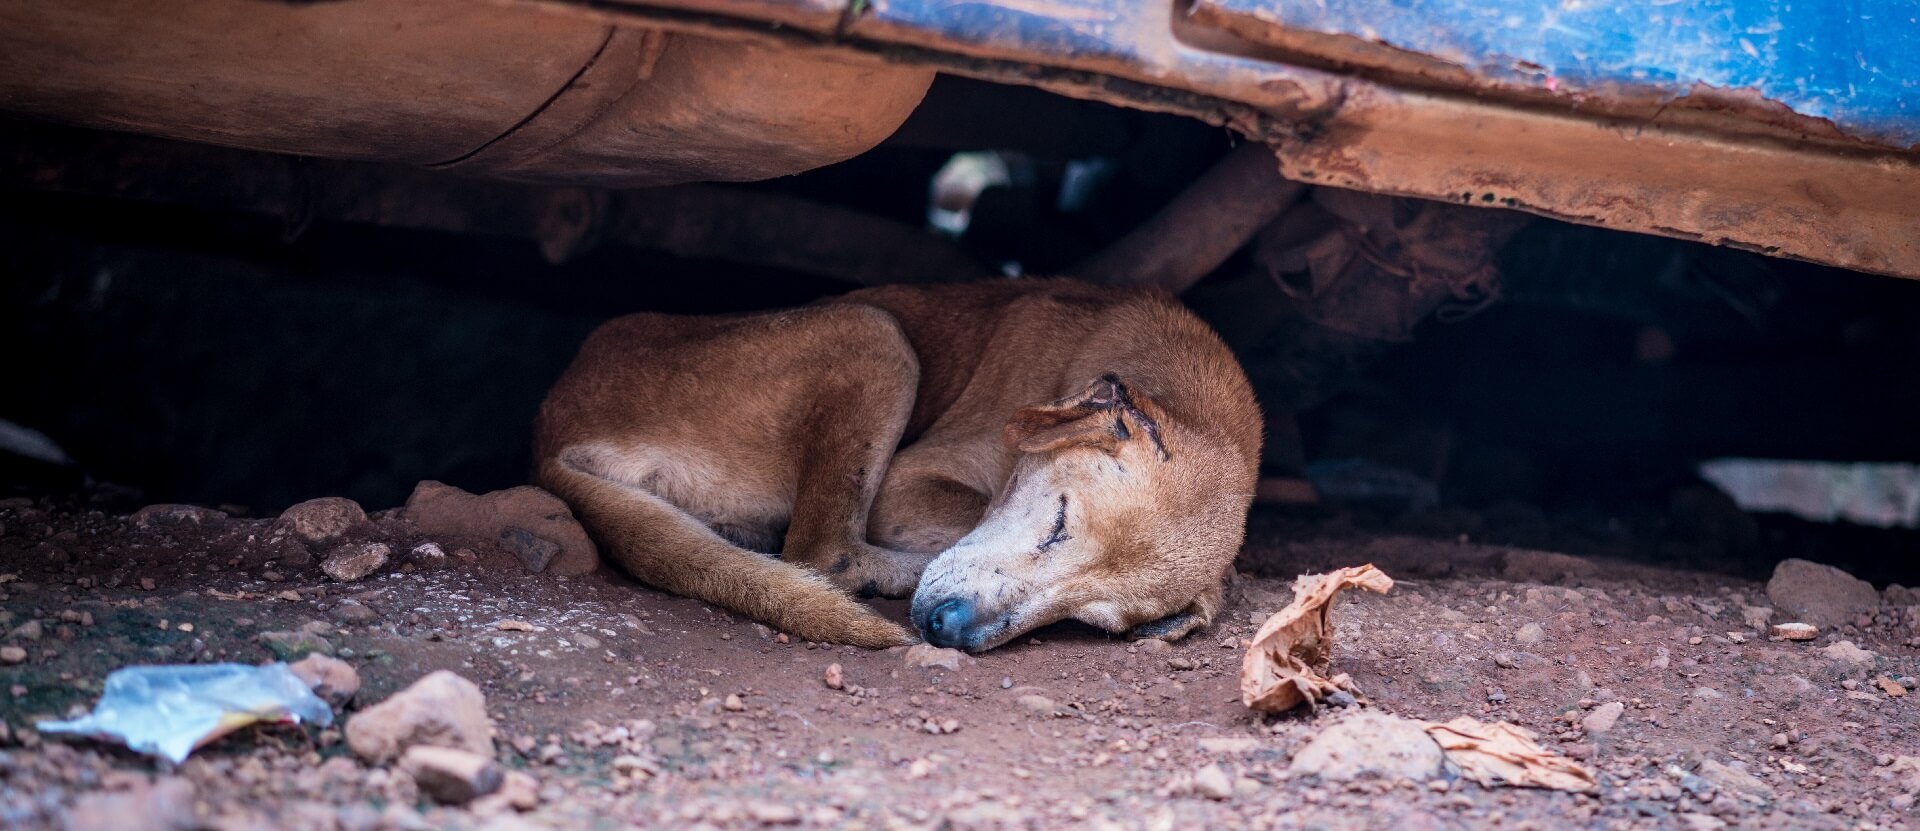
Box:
[533,278,1260,650]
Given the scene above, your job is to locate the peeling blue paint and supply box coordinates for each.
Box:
[1195,0,1920,147]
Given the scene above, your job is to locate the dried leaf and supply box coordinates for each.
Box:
[1240,564,1393,711]
[1424,717,1598,792]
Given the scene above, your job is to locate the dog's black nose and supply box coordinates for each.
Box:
[921,598,974,648]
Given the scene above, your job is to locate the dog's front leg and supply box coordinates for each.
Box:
[773,328,933,600]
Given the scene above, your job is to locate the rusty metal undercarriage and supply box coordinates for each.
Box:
[0,0,1914,279]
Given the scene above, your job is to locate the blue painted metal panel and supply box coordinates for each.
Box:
[1194,0,1920,148]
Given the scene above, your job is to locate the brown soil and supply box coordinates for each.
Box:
[1,497,1916,830]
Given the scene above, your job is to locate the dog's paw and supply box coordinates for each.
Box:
[1127,610,1206,642]
[826,547,932,599]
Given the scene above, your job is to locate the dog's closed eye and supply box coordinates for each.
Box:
[1037,494,1071,552]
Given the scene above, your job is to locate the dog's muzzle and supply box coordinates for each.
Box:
[913,597,978,649]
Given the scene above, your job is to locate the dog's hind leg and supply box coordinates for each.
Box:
[538,451,914,648]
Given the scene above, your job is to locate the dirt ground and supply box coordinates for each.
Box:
[1,494,1917,831]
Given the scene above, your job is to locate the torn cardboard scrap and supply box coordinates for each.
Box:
[1425,717,1599,792]
[1240,564,1394,711]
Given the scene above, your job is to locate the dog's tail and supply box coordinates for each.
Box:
[537,456,914,649]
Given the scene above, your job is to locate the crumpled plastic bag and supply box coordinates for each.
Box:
[1240,564,1394,711]
[1425,716,1598,792]
[37,663,333,762]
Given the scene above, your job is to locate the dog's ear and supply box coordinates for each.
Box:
[1003,374,1170,460]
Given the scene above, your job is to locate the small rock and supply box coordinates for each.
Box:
[1818,640,1875,665]
[498,527,562,573]
[321,542,391,582]
[333,602,380,624]
[494,620,534,632]
[824,663,844,690]
[273,497,367,546]
[1695,759,1775,800]
[1196,737,1261,754]
[10,619,43,640]
[404,481,597,575]
[1499,549,1597,583]
[1135,638,1172,654]
[0,646,24,665]
[1514,622,1546,645]
[401,745,503,805]
[288,653,361,707]
[411,542,447,560]
[130,504,226,530]
[1017,694,1057,716]
[346,670,495,762]
[1190,764,1233,800]
[63,776,198,831]
[476,770,540,813]
[1770,622,1817,641]
[1766,559,1879,629]
[746,802,802,824]
[1740,606,1773,630]
[1168,656,1197,671]
[1582,701,1625,734]
[571,632,601,650]
[1877,676,1908,698]
[1288,711,1445,782]
[904,643,963,670]
[259,629,335,660]
[723,694,746,712]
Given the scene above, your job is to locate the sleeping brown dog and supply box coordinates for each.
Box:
[533,278,1260,650]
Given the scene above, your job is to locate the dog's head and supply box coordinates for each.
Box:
[909,373,1257,651]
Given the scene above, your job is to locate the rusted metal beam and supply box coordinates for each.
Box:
[540,0,1920,280]
[0,124,990,286]
[1071,142,1306,294]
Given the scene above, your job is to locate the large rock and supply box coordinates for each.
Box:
[1766,559,1879,628]
[1288,711,1445,782]
[404,481,597,575]
[274,497,367,545]
[346,670,495,762]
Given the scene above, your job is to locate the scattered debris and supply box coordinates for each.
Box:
[1241,564,1393,711]
[1288,711,1445,782]
[1769,622,1817,641]
[36,663,333,762]
[1425,717,1598,792]
[404,480,597,575]
[904,643,964,671]
[401,745,503,805]
[1765,558,1880,628]
[345,670,494,762]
